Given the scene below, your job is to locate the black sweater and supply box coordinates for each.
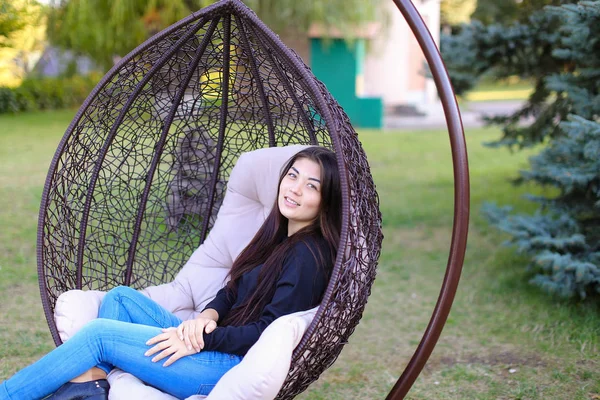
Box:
[200,236,331,356]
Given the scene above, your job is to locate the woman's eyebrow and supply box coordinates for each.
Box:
[291,166,321,183]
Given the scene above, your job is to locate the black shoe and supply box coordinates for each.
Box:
[46,379,109,400]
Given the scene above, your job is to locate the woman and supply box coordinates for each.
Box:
[1,146,341,400]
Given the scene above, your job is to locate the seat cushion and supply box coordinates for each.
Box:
[205,307,317,399]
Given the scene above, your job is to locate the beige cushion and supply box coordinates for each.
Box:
[105,307,317,400]
[205,307,317,400]
[55,290,106,342]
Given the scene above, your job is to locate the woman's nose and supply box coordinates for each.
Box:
[291,181,302,194]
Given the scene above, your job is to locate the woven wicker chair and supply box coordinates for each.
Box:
[37,0,469,398]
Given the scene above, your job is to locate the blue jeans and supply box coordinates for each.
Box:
[1,286,242,399]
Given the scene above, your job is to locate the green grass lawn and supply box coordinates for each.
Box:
[0,110,598,399]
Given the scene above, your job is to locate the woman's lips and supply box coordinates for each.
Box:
[284,196,300,207]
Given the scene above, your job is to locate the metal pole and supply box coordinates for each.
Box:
[386,0,470,398]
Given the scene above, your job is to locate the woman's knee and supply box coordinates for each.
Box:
[100,286,138,311]
[103,286,136,303]
[99,286,133,319]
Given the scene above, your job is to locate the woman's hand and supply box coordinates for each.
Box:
[145,328,196,367]
[177,317,217,353]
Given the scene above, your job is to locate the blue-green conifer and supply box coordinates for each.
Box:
[444,2,600,299]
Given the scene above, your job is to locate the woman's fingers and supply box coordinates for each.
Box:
[181,321,201,352]
[145,339,169,357]
[188,322,201,352]
[196,319,215,349]
[144,328,199,367]
[196,320,216,349]
[163,350,185,367]
[205,320,217,334]
[146,331,170,346]
[175,318,216,354]
[182,323,193,351]
[195,328,204,350]
[151,346,176,363]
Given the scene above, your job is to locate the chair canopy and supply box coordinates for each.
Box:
[38,0,469,398]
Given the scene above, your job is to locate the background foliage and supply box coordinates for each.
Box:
[0,0,28,47]
[0,1,46,87]
[440,0,477,28]
[470,0,575,25]
[0,73,101,114]
[46,0,386,71]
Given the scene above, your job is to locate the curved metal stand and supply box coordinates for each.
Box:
[386,1,470,399]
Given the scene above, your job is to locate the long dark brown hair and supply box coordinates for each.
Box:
[220,147,342,327]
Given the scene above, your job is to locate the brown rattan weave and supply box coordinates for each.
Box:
[37,0,469,399]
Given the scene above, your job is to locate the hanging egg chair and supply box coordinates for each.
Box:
[37,0,469,398]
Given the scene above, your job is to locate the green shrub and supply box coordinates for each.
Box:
[0,74,101,115]
[19,78,63,110]
[0,88,18,114]
[12,86,37,112]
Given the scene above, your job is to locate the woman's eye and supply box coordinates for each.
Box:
[288,172,296,178]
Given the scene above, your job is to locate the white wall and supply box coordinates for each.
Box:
[364,0,440,110]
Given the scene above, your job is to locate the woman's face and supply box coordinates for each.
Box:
[278,157,322,236]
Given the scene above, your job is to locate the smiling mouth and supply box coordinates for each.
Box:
[285,196,300,206]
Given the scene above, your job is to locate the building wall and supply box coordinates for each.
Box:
[363,0,440,110]
[278,0,441,112]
